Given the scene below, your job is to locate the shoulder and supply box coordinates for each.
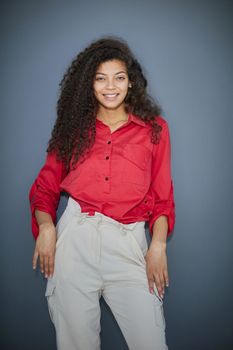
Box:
[153,116,171,146]
[154,116,170,139]
[154,115,168,128]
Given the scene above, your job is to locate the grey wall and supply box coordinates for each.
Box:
[1,0,233,349]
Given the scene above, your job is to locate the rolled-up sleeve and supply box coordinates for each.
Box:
[149,120,176,237]
[29,151,68,240]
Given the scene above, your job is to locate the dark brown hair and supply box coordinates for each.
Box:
[47,35,162,170]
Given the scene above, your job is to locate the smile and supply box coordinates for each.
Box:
[103,93,119,97]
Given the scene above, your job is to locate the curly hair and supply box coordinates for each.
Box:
[47,35,162,171]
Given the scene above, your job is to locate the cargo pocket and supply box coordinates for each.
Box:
[45,278,57,325]
[153,282,166,329]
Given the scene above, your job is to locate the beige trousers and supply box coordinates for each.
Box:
[45,196,168,350]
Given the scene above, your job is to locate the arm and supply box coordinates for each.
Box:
[29,150,68,239]
[148,119,175,238]
[146,119,176,298]
[29,150,68,277]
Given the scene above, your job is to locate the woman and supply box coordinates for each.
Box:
[29,35,175,350]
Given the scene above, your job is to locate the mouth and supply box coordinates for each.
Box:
[102,93,119,100]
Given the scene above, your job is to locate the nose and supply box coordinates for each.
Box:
[105,78,116,89]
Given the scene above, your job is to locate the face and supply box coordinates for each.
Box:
[93,59,131,112]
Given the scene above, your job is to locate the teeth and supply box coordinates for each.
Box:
[104,94,118,96]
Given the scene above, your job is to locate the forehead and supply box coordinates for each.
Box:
[96,59,127,73]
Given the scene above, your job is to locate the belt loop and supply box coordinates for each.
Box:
[119,224,127,236]
[76,213,88,224]
[97,215,102,227]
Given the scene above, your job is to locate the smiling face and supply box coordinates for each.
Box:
[93,59,132,113]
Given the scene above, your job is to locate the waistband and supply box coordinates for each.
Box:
[66,196,145,231]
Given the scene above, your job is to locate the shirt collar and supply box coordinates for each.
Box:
[128,113,146,127]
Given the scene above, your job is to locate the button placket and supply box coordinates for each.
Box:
[142,195,153,217]
[104,138,112,191]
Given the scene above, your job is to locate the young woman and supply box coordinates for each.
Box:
[29,36,175,350]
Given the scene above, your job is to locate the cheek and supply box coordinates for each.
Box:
[122,81,130,92]
[93,86,101,97]
[122,85,130,96]
[93,81,101,92]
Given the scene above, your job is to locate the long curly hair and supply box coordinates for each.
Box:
[47,35,162,171]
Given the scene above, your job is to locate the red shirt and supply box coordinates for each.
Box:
[29,113,175,240]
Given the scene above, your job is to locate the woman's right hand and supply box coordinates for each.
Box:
[32,222,57,278]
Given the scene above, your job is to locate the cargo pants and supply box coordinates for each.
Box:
[45,196,168,350]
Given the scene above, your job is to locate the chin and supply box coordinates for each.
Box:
[101,102,126,110]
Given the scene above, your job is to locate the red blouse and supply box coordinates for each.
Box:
[29,113,175,240]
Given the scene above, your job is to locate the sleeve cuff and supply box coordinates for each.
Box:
[149,208,175,237]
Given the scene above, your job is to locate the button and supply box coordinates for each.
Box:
[105,177,109,181]
[106,156,109,160]
[147,211,152,215]
[144,200,148,204]
[107,140,111,144]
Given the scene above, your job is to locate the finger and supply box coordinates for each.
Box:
[39,254,45,274]
[160,272,166,291]
[146,269,155,294]
[154,274,164,298]
[48,255,55,277]
[148,277,155,294]
[44,256,49,278]
[32,249,39,270]
[164,269,169,287]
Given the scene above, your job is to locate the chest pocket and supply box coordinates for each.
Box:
[121,144,151,186]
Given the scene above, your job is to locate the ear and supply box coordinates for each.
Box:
[128,83,132,88]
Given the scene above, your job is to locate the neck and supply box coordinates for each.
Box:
[96,106,128,123]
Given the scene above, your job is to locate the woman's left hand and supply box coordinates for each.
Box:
[145,242,169,299]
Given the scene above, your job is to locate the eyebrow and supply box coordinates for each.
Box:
[95,71,127,75]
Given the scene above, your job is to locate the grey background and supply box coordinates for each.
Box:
[1,0,233,349]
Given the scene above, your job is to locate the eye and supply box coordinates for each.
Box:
[95,77,104,81]
[117,76,126,80]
